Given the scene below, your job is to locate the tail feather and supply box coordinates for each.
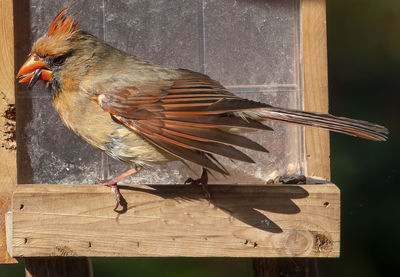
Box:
[257,107,388,141]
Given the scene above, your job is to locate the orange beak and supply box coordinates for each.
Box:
[17,54,52,88]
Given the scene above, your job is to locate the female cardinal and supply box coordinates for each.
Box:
[17,7,388,206]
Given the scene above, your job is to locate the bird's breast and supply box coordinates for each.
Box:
[51,90,173,165]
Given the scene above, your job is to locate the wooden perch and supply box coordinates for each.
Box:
[6,183,339,257]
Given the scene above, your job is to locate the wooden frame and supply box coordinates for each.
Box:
[1,0,337,262]
[7,184,339,257]
[0,0,17,264]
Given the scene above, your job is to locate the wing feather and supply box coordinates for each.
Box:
[92,72,271,172]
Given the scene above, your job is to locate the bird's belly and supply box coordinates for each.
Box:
[52,91,173,165]
[103,125,174,165]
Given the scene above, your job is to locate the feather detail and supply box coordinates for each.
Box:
[112,116,256,164]
[47,6,80,36]
[91,72,273,172]
[257,107,388,141]
[160,125,268,152]
[163,116,272,130]
[111,115,229,175]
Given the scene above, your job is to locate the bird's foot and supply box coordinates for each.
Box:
[184,168,211,199]
[94,166,141,212]
[95,179,125,211]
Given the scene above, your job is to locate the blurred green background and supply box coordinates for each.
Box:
[2,0,399,276]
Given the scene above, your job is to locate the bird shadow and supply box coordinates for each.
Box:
[116,184,309,233]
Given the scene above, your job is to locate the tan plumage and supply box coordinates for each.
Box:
[17,7,388,203]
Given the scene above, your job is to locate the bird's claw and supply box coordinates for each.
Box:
[108,183,121,202]
[184,168,211,199]
[107,183,128,212]
[95,179,125,211]
[184,177,196,185]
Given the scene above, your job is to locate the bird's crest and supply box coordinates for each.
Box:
[47,6,80,36]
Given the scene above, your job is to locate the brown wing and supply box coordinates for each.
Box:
[92,72,271,174]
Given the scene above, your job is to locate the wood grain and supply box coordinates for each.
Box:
[301,0,331,180]
[7,184,339,257]
[0,0,17,264]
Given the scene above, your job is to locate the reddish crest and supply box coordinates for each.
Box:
[47,6,80,36]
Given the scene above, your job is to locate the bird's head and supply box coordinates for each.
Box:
[17,6,84,90]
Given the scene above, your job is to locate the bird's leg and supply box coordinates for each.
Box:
[96,165,142,207]
[184,167,211,199]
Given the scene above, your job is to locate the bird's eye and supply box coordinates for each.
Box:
[52,54,67,65]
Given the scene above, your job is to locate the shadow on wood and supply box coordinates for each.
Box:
[117,184,310,233]
[7,184,339,257]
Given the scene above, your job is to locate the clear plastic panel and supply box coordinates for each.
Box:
[203,0,298,86]
[16,0,303,185]
[104,0,203,72]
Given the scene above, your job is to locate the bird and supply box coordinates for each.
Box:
[17,7,388,207]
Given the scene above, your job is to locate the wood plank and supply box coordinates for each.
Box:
[301,0,331,180]
[0,0,17,264]
[7,184,339,257]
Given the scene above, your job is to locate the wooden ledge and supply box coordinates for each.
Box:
[6,183,339,257]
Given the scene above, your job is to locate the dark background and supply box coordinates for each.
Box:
[2,0,399,276]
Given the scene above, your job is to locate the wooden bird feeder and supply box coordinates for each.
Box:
[1,0,338,275]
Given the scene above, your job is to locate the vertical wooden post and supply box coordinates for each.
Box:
[0,0,17,264]
[253,258,318,277]
[302,0,331,180]
[25,258,92,277]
